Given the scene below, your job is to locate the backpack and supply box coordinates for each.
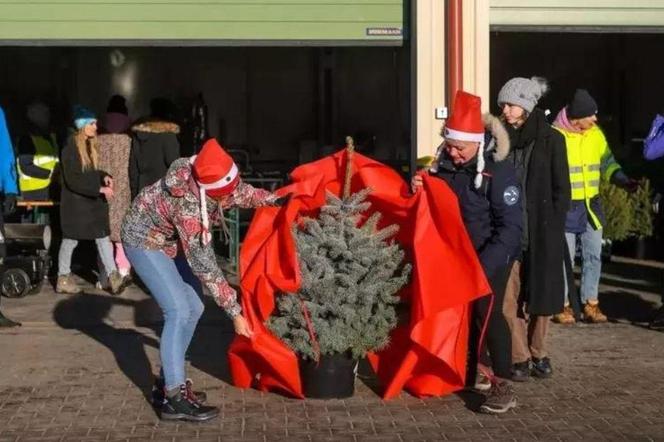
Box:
[643,114,664,160]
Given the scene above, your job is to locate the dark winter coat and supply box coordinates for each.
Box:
[59,135,111,240]
[504,108,571,315]
[129,119,180,199]
[432,114,522,280]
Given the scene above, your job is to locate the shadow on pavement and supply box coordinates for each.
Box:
[599,290,661,324]
[52,290,236,409]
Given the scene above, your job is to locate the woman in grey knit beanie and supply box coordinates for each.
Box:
[495,75,571,385]
[497,77,549,127]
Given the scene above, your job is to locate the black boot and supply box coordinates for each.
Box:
[152,378,207,407]
[531,357,553,378]
[0,310,20,328]
[160,386,218,422]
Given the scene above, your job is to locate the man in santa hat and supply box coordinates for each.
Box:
[121,139,288,422]
[412,90,522,414]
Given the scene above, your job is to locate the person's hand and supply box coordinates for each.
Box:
[100,186,114,200]
[233,314,254,338]
[411,174,424,194]
[3,193,17,216]
[273,192,292,207]
[103,175,114,188]
[611,170,639,193]
[622,178,640,193]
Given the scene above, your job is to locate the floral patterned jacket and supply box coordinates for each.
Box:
[121,158,277,317]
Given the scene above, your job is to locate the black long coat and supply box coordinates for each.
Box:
[505,109,571,315]
[60,136,110,240]
[129,119,180,199]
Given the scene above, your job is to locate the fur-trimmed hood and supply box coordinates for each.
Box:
[482,113,510,162]
[131,119,180,135]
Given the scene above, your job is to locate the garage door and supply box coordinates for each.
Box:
[490,0,664,31]
[0,0,405,45]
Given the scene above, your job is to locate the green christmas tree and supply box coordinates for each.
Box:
[600,177,653,241]
[600,179,633,242]
[268,186,412,361]
[630,178,653,239]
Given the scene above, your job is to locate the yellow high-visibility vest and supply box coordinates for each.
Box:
[17,133,59,193]
[555,125,621,229]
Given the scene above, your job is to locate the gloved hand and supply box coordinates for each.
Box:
[611,170,639,193]
[3,193,17,216]
[273,193,292,207]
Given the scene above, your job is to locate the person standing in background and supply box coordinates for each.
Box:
[495,77,570,381]
[98,95,133,282]
[553,89,638,324]
[17,101,60,201]
[129,97,180,199]
[56,105,123,295]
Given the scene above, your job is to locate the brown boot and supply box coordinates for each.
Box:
[56,274,82,294]
[553,306,575,324]
[583,302,608,323]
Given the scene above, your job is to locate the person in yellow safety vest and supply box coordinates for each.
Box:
[17,102,60,201]
[552,89,638,324]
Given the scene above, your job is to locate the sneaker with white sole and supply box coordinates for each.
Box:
[479,381,517,414]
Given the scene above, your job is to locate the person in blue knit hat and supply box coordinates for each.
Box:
[56,105,124,295]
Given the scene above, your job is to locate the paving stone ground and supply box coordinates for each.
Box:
[1,257,663,441]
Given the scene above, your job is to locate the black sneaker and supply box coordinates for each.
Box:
[511,360,530,382]
[479,381,517,414]
[531,357,553,378]
[152,378,207,407]
[160,386,219,422]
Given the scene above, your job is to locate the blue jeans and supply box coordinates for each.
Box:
[564,222,603,304]
[124,246,205,391]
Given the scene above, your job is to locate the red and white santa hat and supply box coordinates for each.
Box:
[190,138,240,244]
[444,91,486,188]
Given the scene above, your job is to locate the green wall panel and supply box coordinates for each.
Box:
[491,1,664,28]
[0,0,405,44]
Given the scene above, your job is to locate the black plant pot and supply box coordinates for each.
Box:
[299,353,357,399]
[612,236,654,260]
[634,237,648,260]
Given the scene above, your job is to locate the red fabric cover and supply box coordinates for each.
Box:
[446,90,485,137]
[193,138,239,195]
[228,149,490,399]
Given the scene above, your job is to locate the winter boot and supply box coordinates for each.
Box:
[160,385,218,422]
[152,378,207,407]
[56,274,82,294]
[583,302,608,323]
[553,306,575,324]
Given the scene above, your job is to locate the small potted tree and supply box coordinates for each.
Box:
[268,144,411,399]
[600,178,654,259]
[599,178,633,260]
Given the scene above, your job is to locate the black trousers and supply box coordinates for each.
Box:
[468,265,512,381]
